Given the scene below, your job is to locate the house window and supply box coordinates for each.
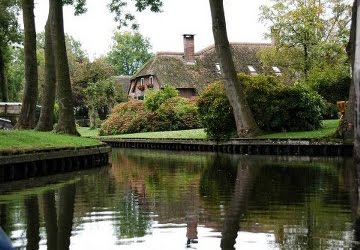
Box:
[149,76,153,85]
[140,78,144,85]
[215,63,221,74]
[247,65,257,75]
[272,66,281,76]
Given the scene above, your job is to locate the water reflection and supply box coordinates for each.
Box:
[0,150,357,249]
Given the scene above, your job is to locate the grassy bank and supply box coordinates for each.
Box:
[258,119,339,139]
[0,130,103,151]
[80,119,340,140]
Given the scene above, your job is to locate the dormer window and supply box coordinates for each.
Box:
[247,65,257,75]
[272,66,281,76]
[140,78,144,85]
[215,63,221,74]
[149,76,153,85]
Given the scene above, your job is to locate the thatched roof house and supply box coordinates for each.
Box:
[129,35,274,99]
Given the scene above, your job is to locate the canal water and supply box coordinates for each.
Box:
[0,149,358,249]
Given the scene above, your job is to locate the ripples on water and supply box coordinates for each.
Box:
[0,149,358,249]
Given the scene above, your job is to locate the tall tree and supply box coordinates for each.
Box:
[354,0,360,160]
[338,0,356,140]
[17,0,38,129]
[107,32,152,75]
[51,0,78,135]
[0,0,21,102]
[208,0,261,137]
[36,2,56,131]
[260,0,351,80]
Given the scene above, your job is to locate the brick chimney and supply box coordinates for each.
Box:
[183,34,195,64]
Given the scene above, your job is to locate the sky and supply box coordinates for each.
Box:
[34,0,270,60]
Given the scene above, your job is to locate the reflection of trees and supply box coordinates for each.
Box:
[220,157,259,250]
[43,190,58,250]
[111,149,212,224]
[114,192,151,239]
[24,196,40,250]
[57,184,76,250]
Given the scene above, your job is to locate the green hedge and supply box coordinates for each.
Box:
[197,82,236,139]
[197,74,326,138]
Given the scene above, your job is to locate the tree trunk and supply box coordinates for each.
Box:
[57,184,76,250]
[42,191,58,250]
[208,0,261,137]
[36,5,56,131]
[0,47,8,102]
[338,0,356,140]
[25,196,40,250]
[17,0,38,129]
[51,0,78,135]
[88,104,98,129]
[354,0,360,161]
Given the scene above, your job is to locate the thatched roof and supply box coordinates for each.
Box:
[113,75,131,93]
[132,42,272,92]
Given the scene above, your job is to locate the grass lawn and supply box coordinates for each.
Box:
[82,119,340,140]
[258,119,339,139]
[0,130,103,151]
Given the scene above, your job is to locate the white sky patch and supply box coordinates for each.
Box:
[34,0,271,60]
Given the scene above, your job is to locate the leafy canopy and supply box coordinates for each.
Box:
[259,0,352,79]
[107,32,152,75]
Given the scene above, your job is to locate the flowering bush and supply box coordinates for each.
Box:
[99,88,201,135]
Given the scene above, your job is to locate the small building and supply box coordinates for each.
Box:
[129,35,275,99]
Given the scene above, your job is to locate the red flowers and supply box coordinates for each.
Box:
[137,85,145,91]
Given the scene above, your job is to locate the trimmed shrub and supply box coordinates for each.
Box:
[240,74,326,131]
[99,90,201,136]
[157,97,201,131]
[144,85,178,111]
[198,74,326,138]
[197,82,236,139]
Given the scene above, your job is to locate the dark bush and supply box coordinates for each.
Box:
[197,82,236,139]
[198,74,326,138]
[307,64,350,103]
[240,73,326,131]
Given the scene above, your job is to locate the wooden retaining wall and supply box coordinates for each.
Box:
[0,145,111,183]
[102,138,353,157]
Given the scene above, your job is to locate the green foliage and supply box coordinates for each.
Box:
[7,45,24,101]
[85,78,124,128]
[241,74,326,132]
[106,32,152,75]
[305,63,350,119]
[109,0,162,29]
[259,0,351,80]
[156,97,201,131]
[100,88,201,136]
[198,75,326,137]
[197,82,236,139]
[144,85,178,111]
[306,64,350,104]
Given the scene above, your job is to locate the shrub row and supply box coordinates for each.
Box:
[197,74,326,138]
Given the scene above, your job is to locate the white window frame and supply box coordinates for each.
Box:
[247,65,257,75]
[149,76,153,85]
[140,78,144,86]
[272,66,281,75]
